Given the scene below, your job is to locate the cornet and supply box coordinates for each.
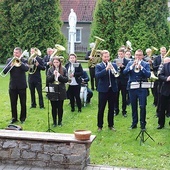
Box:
[107,62,119,77]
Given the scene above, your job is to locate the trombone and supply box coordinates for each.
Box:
[0,50,28,77]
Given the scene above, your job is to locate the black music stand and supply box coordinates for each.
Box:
[136,129,154,145]
[43,86,55,133]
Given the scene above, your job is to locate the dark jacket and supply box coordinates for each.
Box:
[114,58,130,86]
[3,57,29,89]
[159,62,170,96]
[46,66,68,101]
[28,56,45,83]
[95,62,118,93]
[65,62,83,85]
[123,60,151,90]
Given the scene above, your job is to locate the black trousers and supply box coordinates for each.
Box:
[68,85,81,110]
[9,88,27,121]
[50,100,64,125]
[29,81,44,108]
[115,83,127,114]
[89,67,98,90]
[97,88,117,128]
[158,95,170,127]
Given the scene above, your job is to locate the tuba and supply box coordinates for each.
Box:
[50,44,65,62]
[28,48,41,74]
[88,36,104,68]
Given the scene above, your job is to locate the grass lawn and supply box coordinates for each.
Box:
[0,66,170,170]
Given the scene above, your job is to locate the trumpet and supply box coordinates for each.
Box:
[0,50,28,77]
[134,59,140,73]
[108,62,119,77]
[54,67,60,85]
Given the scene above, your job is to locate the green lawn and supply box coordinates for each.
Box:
[0,66,170,170]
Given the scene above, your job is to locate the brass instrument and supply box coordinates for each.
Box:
[28,48,41,74]
[54,67,60,84]
[134,59,140,73]
[108,62,119,77]
[50,44,65,62]
[0,50,28,77]
[126,40,133,51]
[157,46,170,75]
[88,36,104,68]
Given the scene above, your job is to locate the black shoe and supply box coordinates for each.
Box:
[123,114,127,117]
[157,125,164,129]
[53,123,57,127]
[58,122,62,127]
[78,109,81,112]
[109,127,116,131]
[30,106,36,109]
[130,125,137,129]
[21,120,25,124]
[10,119,18,124]
[71,108,75,112]
[40,107,45,109]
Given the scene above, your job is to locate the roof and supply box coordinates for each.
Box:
[60,0,97,22]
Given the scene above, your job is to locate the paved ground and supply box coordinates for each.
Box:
[0,164,145,170]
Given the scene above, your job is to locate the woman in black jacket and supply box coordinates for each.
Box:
[65,53,83,112]
[46,57,68,127]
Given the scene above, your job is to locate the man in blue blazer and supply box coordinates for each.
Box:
[123,49,151,130]
[95,50,118,131]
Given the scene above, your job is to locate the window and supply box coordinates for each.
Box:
[68,27,82,43]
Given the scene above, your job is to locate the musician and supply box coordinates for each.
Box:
[85,42,98,90]
[123,49,151,130]
[65,53,83,112]
[81,70,93,104]
[125,50,134,60]
[153,47,167,114]
[95,50,118,131]
[28,47,45,109]
[3,47,29,124]
[114,48,130,117]
[46,57,68,127]
[43,47,54,74]
[157,58,170,129]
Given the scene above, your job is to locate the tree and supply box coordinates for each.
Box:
[90,0,170,57]
[90,0,117,58]
[0,0,66,62]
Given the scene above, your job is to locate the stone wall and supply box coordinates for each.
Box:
[0,130,96,170]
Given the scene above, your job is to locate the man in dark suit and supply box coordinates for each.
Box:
[95,50,118,131]
[114,48,130,117]
[43,47,54,74]
[85,42,100,90]
[28,47,45,109]
[123,49,151,130]
[157,57,170,129]
[3,47,29,124]
[152,47,166,106]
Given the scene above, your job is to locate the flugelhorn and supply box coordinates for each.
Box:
[0,50,28,77]
[108,62,119,77]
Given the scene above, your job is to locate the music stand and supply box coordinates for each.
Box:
[43,86,55,133]
[136,129,154,145]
